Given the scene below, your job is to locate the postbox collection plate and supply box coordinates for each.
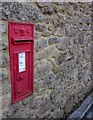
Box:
[8,21,34,104]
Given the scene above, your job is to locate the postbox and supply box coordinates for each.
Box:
[8,21,34,104]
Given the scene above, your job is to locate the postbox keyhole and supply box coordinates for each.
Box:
[19,76,23,80]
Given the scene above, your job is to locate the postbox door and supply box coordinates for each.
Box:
[14,51,31,98]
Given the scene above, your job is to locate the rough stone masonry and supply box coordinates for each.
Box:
[0,2,92,119]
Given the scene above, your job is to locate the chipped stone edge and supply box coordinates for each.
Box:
[67,91,93,120]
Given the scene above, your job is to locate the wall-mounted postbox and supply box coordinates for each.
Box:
[8,21,34,104]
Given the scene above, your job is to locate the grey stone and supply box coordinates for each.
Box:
[65,24,75,37]
[41,4,55,15]
[22,96,30,105]
[7,102,24,117]
[52,18,60,28]
[16,10,30,21]
[2,3,43,21]
[35,23,46,32]
[44,73,55,84]
[83,24,90,31]
[51,108,64,118]
[55,94,62,104]
[2,93,11,109]
[2,3,21,20]
[42,30,51,37]
[48,37,61,45]
[48,25,55,32]
[2,80,11,95]
[0,68,7,80]
[66,52,74,61]
[36,99,53,118]
[35,39,48,52]
[58,53,66,64]
[0,42,7,50]
[78,33,84,44]
[9,109,27,118]
[7,107,15,117]
[54,27,65,36]
[37,3,49,7]
[30,96,43,109]
[25,3,43,21]
[83,16,91,25]
[35,59,53,79]
[0,24,7,33]
[66,5,74,16]
[1,53,9,66]
[60,60,75,78]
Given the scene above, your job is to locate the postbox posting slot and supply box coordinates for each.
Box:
[11,37,33,44]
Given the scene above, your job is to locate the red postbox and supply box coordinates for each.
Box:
[8,21,34,104]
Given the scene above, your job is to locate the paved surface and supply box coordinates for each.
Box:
[67,91,93,120]
[82,104,93,119]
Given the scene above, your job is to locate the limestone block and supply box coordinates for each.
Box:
[35,59,53,79]
[48,37,62,45]
[35,45,56,60]
[35,39,48,52]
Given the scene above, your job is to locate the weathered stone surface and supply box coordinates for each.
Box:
[65,24,75,37]
[1,52,9,66]
[65,52,74,61]
[78,32,84,44]
[52,17,60,28]
[24,3,43,21]
[0,24,7,33]
[66,5,74,16]
[0,42,7,50]
[59,58,77,78]
[8,109,27,118]
[48,25,55,32]
[0,109,2,119]
[41,4,55,15]
[44,73,55,84]
[35,45,56,60]
[48,37,62,45]
[34,32,41,39]
[58,52,66,65]
[36,98,53,118]
[2,81,11,95]
[2,93,11,109]
[2,3,43,21]
[50,58,60,74]
[22,96,31,105]
[42,30,51,37]
[35,59,53,79]
[54,27,65,36]
[0,67,8,80]
[50,108,64,118]
[7,102,23,117]
[35,23,46,32]
[29,96,43,109]
[35,39,48,52]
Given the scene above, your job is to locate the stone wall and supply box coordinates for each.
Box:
[0,2,92,119]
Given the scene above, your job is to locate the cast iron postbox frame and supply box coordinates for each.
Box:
[8,21,34,104]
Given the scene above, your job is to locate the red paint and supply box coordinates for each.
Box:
[8,21,34,104]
